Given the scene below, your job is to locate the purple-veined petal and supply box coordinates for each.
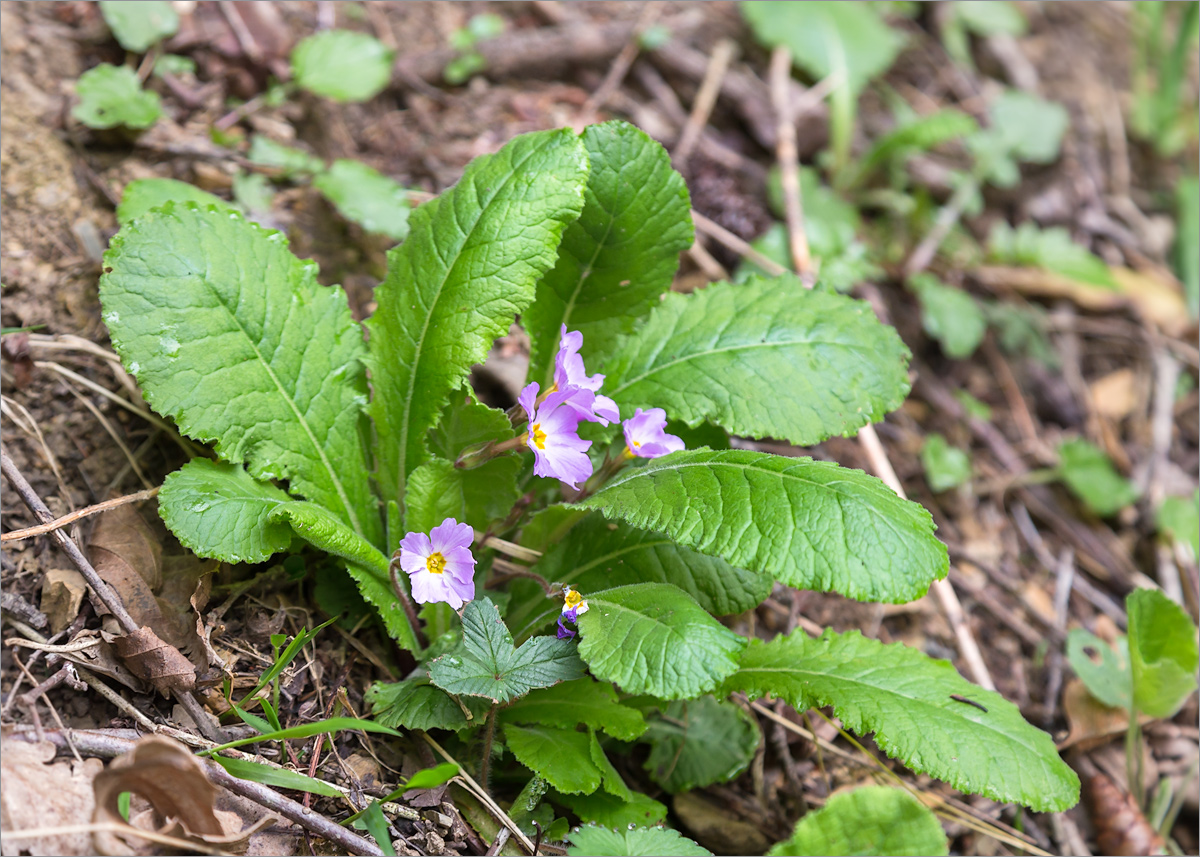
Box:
[430,517,474,553]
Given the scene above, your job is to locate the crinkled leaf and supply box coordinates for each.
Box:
[100,204,382,547]
[641,696,759,793]
[508,515,772,640]
[1128,588,1199,718]
[721,629,1080,811]
[553,790,668,829]
[247,135,325,177]
[768,786,948,856]
[291,30,394,102]
[1057,438,1140,517]
[118,179,236,227]
[366,129,588,518]
[99,1,179,51]
[313,159,410,241]
[1066,629,1131,709]
[989,222,1118,290]
[499,679,647,741]
[567,825,711,857]
[581,449,948,604]
[1158,490,1200,558]
[921,434,972,493]
[908,273,986,359]
[504,725,602,794]
[73,63,161,130]
[404,455,522,536]
[525,120,692,385]
[428,599,585,703]
[987,90,1069,164]
[367,676,488,732]
[575,583,745,699]
[601,276,911,445]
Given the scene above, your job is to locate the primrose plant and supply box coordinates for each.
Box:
[100,120,1079,845]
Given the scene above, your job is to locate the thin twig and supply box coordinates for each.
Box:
[582,2,661,116]
[903,176,976,278]
[691,210,787,276]
[673,38,737,170]
[0,822,235,856]
[768,45,812,280]
[2,487,159,543]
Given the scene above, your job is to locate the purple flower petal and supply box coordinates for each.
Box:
[399,531,432,558]
[592,394,620,425]
[430,518,474,553]
[622,408,685,459]
[556,616,576,639]
[442,545,478,582]
[518,382,540,423]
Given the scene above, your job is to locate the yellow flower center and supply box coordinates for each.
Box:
[531,424,548,450]
[564,589,585,609]
[425,552,447,575]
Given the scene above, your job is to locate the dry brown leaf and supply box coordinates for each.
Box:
[104,626,197,695]
[1085,768,1167,856]
[673,791,772,855]
[1090,368,1139,420]
[1,737,104,857]
[56,631,145,692]
[40,567,88,633]
[92,735,274,856]
[1059,678,1154,751]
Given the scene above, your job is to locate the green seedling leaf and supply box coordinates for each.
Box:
[499,679,648,742]
[468,13,506,41]
[1066,629,1131,709]
[1158,490,1200,558]
[505,724,604,794]
[954,390,993,421]
[567,824,711,857]
[200,717,400,756]
[352,802,397,856]
[641,696,759,793]
[99,1,179,52]
[987,90,1069,165]
[921,434,972,493]
[602,276,911,446]
[232,172,274,218]
[313,159,410,241]
[117,178,237,227]
[1128,588,1199,718]
[554,790,668,828]
[428,599,585,703]
[581,449,948,604]
[443,53,485,85]
[850,109,978,188]
[575,583,745,699]
[508,514,772,639]
[1175,177,1199,318]
[768,785,948,856]
[525,121,692,385]
[154,54,196,78]
[73,63,161,130]
[405,762,460,791]
[210,756,342,797]
[291,30,394,102]
[247,135,325,178]
[908,273,986,359]
[101,204,382,548]
[366,128,588,515]
[721,629,1080,811]
[954,1,1026,37]
[367,676,489,731]
[1056,438,1140,517]
[989,222,1118,290]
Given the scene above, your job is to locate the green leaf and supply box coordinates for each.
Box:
[353,803,398,856]
[73,64,161,130]
[117,179,237,227]
[210,756,342,797]
[987,90,1069,165]
[641,696,759,793]
[499,679,648,741]
[247,135,325,178]
[100,204,382,548]
[721,629,1080,811]
[851,110,978,188]
[1175,176,1199,317]
[405,762,461,791]
[232,172,274,218]
[741,1,903,94]
[1066,629,1131,709]
[366,676,488,731]
[505,724,602,794]
[1128,588,1199,718]
[767,785,948,856]
[581,449,948,604]
[99,1,179,52]
[365,129,588,514]
[1158,490,1200,558]
[508,515,772,640]
[601,276,911,446]
[954,1,1026,37]
[553,791,668,829]
[313,159,410,241]
[908,273,986,359]
[567,825,711,857]
[921,434,972,493]
[575,583,745,699]
[200,717,399,755]
[1056,438,1140,517]
[524,121,692,385]
[428,599,585,703]
[989,222,1118,290]
[291,30,394,102]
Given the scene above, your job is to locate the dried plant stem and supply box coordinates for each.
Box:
[673,38,737,169]
[582,2,661,116]
[768,45,812,281]
[1,487,159,543]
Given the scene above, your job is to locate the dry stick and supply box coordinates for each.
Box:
[768,46,812,281]
[903,176,977,278]
[582,2,661,116]
[0,822,235,856]
[691,210,787,276]
[1042,547,1075,728]
[1,487,159,543]
[672,38,737,170]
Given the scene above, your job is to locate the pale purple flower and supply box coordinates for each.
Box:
[622,408,685,459]
[554,325,620,425]
[556,586,589,639]
[399,517,476,609]
[519,382,594,489]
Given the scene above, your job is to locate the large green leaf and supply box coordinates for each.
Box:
[567,825,711,857]
[117,179,237,227]
[524,121,692,385]
[504,724,603,794]
[721,629,1080,811]
[641,696,759,793]
[1128,588,1199,718]
[767,786,948,856]
[366,129,588,519]
[499,678,647,741]
[581,449,948,604]
[575,584,745,699]
[100,204,381,547]
[601,276,911,445]
[507,515,773,640]
[428,599,585,703]
[366,676,489,732]
[553,790,667,829]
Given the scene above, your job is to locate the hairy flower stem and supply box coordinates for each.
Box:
[455,435,526,470]
[485,558,554,596]
[479,703,499,792]
[387,555,428,653]
[575,447,633,501]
